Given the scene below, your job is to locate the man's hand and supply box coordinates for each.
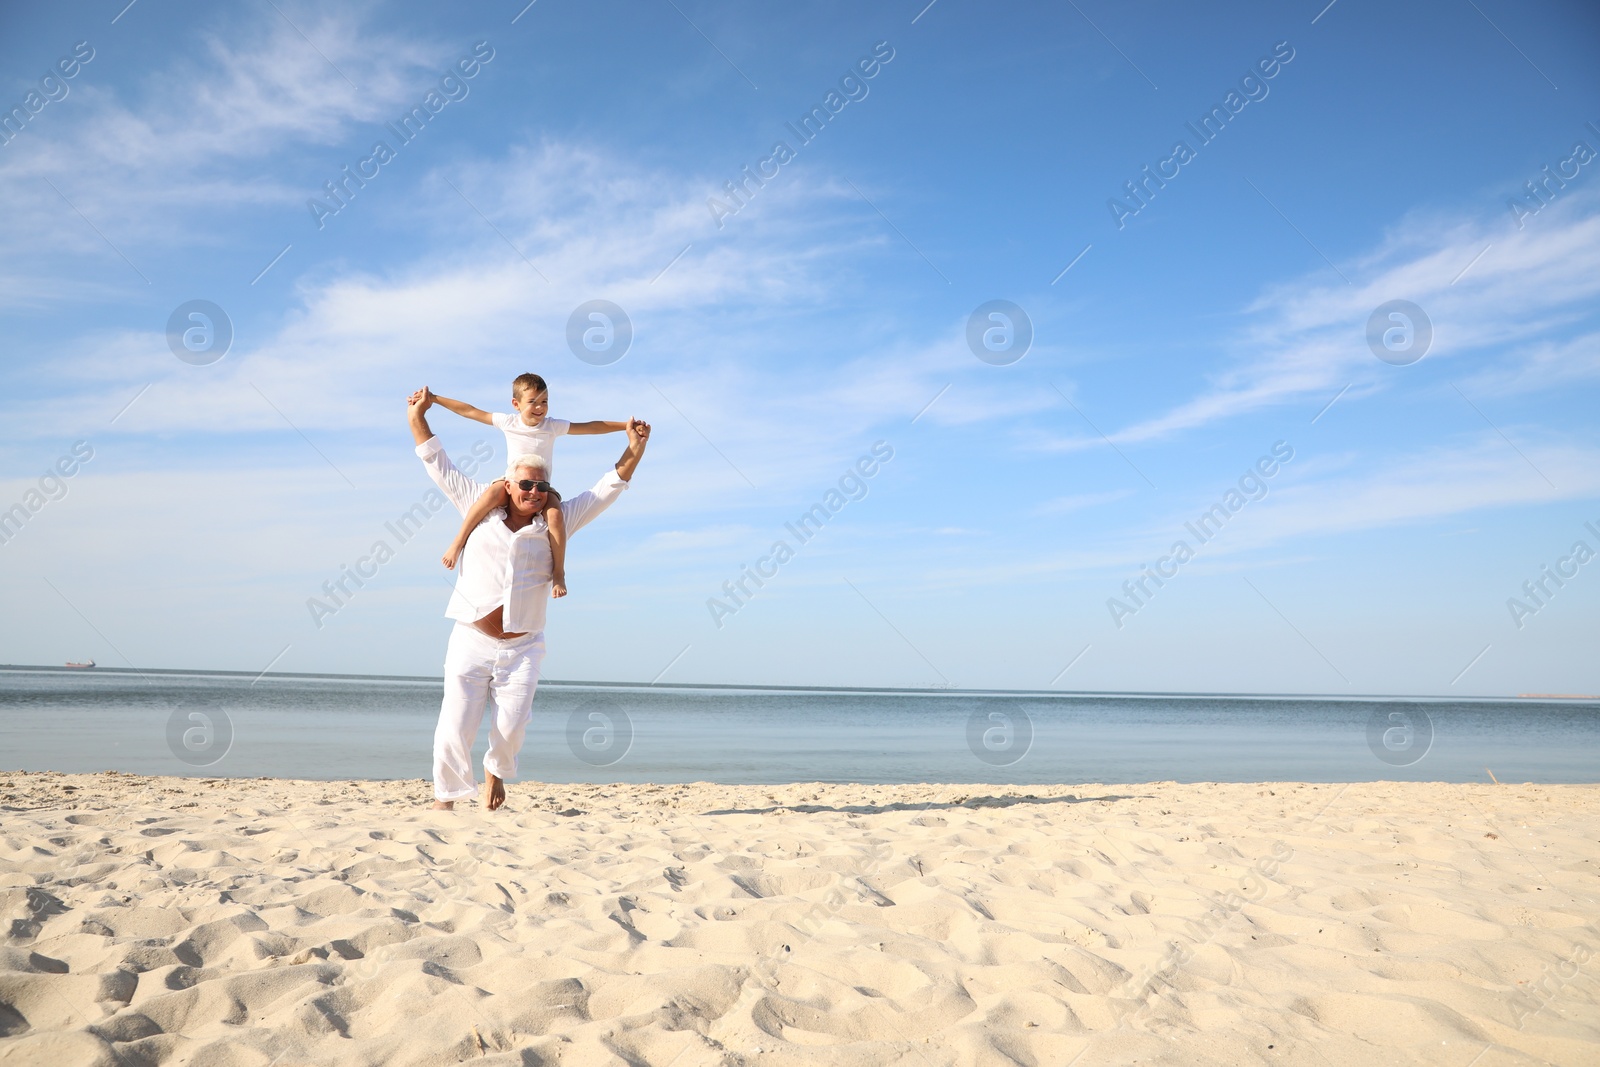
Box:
[409,386,434,411]
[627,417,650,447]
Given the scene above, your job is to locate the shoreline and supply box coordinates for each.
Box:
[2,773,1597,1065]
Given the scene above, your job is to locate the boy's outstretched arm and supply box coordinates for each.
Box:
[432,394,496,426]
[443,480,509,569]
[567,420,628,435]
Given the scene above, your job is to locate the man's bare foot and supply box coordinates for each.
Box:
[552,574,567,598]
[484,774,505,811]
[431,800,455,810]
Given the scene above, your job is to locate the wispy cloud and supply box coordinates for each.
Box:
[9,134,979,522]
[1083,193,1600,446]
[1460,329,1600,396]
[0,6,457,290]
[1034,488,1137,515]
[859,433,1600,594]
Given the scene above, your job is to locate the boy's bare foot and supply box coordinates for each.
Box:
[484,774,505,811]
[431,800,454,810]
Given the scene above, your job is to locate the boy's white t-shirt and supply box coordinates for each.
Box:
[492,412,570,478]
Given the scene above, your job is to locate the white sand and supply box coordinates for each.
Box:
[1,773,1596,1066]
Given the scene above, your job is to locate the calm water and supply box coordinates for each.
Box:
[1,667,1596,784]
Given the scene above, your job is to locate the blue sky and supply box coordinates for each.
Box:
[2,0,1598,695]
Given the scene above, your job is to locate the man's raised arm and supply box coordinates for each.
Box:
[614,418,651,482]
[409,387,484,515]
[556,418,651,538]
[408,387,437,445]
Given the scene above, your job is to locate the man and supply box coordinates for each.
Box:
[407,386,651,810]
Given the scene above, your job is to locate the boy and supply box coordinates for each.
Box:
[431,373,628,596]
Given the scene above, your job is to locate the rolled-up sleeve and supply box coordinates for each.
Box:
[415,436,486,516]
[561,469,629,536]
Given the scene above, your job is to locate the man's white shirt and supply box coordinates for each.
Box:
[415,435,627,634]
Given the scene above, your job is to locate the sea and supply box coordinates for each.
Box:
[2,666,1597,785]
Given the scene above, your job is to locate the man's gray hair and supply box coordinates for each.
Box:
[507,454,549,480]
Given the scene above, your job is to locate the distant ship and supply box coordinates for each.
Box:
[64,659,96,669]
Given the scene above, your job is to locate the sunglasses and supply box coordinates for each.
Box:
[514,479,552,493]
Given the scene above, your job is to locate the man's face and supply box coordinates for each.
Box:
[508,466,549,516]
[511,388,549,425]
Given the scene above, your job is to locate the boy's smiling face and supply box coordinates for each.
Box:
[511,388,548,425]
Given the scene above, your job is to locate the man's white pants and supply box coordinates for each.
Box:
[434,622,546,801]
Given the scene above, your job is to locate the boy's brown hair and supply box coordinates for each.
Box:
[511,372,547,399]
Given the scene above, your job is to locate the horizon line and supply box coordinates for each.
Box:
[2,663,1595,704]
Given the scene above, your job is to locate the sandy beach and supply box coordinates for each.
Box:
[1,773,1596,1066]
